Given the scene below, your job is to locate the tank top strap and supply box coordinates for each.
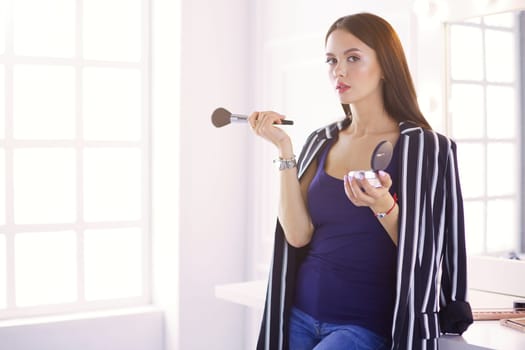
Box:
[317,138,335,172]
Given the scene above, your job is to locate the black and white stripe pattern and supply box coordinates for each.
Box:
[257,120,472,350]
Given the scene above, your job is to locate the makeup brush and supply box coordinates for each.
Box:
[211,107,294,128]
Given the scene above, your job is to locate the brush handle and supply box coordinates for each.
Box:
[231,114,294,125]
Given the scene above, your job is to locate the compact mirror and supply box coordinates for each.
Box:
[371,140,393,171]
[347,140,393,188]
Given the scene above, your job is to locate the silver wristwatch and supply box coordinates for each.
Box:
[273,156,297,171]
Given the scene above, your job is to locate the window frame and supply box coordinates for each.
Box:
[446,12,523,255]
[0,0,152,320]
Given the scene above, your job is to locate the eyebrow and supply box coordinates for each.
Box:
[325,48,362,56]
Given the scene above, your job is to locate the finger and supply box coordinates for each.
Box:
[350,175,380,205]
[345,175,369,205]
[357,174,376,192]
[259,111,284,123]
[377,170,392,188]
[256,112,285,135]
[254,112,269,132]
[254,112,268,133]
[273,113,287,124]
[353,184,375,205]
[248,111,259,129]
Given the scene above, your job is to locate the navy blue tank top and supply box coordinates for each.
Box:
[294,137,398,339]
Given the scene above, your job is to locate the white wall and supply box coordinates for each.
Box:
[176,0,253,349]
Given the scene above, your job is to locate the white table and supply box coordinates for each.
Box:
[215,280,525,350]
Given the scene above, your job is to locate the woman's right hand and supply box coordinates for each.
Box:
[248,111,293,155]
[249,111,313,247]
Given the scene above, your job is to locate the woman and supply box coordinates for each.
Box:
[249,13,473,350]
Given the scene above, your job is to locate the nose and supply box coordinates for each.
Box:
[332,63,346,78]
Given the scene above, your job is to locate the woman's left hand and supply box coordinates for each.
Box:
[343,170,394,212]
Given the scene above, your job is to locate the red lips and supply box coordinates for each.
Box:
[336,81,350,93]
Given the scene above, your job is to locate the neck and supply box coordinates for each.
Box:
[347,103,397,136]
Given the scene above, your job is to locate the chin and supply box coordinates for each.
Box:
[337,93,355,104]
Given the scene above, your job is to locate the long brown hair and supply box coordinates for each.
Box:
[326,13,431,129]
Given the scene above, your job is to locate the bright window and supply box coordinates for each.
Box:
[447,12,522,255]
[0,0,150,319]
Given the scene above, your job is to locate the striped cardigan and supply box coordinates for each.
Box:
[256,119,473,350]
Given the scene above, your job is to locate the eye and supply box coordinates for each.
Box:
[347,55,360,62]
[325,57,337,65]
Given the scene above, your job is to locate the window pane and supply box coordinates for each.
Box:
[456,143,485,198]
[14,148,76,224]
[83,68,141,141]
[13,0,75,57]
[15,231,77,306]
[487,199,517,253]
[464,200,485,255]
[485,30,515,83]
[0,149,4,225]
[14,65,76,139]
[449,84,484,139]
[484,12,515,28]
[84,228,142,300]
[487,142,517,197]
[83,0,141,61]
[0,234,5,309]
[486,86,516,139]
[84,148,141,221]
[449,25,483,81]
[0,66,4,139]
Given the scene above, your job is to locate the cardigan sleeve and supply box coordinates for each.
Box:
[438,140,473,334]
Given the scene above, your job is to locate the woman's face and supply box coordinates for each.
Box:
[325,29,383,105]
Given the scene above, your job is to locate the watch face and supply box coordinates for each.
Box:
[280,159,293,170]
[275,157,297,170]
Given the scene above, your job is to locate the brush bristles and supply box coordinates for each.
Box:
[211,107,231,128]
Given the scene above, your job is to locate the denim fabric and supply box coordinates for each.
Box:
[288,307,390,350]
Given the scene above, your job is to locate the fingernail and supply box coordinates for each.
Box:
[379,170,387,177]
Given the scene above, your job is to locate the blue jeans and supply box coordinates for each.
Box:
[288,307,390,350]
